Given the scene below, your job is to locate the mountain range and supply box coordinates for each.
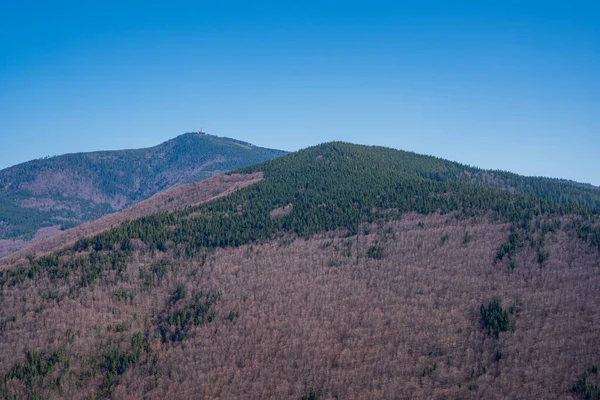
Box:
[0,139,599,399]
[0,132,286,257]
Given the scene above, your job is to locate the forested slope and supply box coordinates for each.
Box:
[0,142,599,399]
[0,173,263,263]
[69,142,600,255]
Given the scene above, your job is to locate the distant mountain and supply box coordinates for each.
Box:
[0,141,599,399]
[0,132,286,248]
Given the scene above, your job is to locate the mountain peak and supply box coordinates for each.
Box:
[0,133,286,256]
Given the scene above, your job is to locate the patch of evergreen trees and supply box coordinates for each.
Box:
[158,291,220,343]
[572,365,600,400]
[480,299,511,338]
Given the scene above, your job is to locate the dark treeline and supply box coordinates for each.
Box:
[70,142,599,257]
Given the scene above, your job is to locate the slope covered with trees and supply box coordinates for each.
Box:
[69,142,600,256]
[0,132,286,246]
[0,142,599,398]
[0,173,263,263]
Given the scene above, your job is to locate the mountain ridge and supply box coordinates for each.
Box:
[0,132,286,256]
[60,141,599,262]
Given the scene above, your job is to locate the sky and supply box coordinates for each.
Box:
[1,1,598,184]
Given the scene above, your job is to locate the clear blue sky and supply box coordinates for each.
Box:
[1,1,598,184]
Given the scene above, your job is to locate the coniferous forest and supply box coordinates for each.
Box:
[64,142,600,258]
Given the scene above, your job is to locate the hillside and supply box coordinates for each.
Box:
[69,142,599,255]
[0,142,599,399]
[0,172,263,264]
[0,132,286,254]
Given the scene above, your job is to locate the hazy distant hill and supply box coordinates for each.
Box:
[0,142,599,399]
[0,132,286,248]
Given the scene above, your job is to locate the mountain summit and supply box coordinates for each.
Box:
[0,132,286,255]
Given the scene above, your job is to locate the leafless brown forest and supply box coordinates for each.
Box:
[0,213,599,399]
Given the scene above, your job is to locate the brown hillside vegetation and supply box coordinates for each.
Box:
[0,173,263,264]
[0,213,599,399]
[0,226,63,260]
